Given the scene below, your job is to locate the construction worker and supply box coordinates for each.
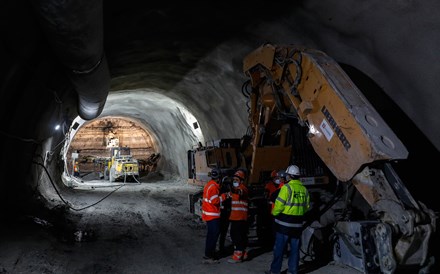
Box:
[261,170,277,240]
[263,170,277,193]
[264,169,286,247]
[265,170,286,213]
[202,168,230,264]
[227,170,249,264]
[266,165,310,274]
[73,161,80,177]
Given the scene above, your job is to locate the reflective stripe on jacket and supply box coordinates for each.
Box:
[202,180,225,221]
[272,179,310,236]
[229,184,248,221]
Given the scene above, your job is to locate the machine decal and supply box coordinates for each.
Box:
[320,119,334,142]
[321,106,351,151]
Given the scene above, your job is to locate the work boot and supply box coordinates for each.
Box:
[227,250,243,263]
[242,250,248,261]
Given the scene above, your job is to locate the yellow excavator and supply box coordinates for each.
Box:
[188,43,436,273]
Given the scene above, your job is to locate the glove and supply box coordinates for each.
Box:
[226,192,232,199]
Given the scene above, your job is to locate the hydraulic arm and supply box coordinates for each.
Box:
[242,43,436,273]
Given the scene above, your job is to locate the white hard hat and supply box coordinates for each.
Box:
[286,165,300,176]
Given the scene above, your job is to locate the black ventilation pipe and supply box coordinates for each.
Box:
[31,0,109,120]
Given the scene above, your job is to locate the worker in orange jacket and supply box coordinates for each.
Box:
[265,170,286,213]
[264,170,286,247]
[202,168,230,264]
[227,170,249,263]
[73,161,80,177]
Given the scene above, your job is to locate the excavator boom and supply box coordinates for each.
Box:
[188,43,436,273]
[243,43,408,182]
[242,43,435,273]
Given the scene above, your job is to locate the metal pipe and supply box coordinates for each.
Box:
[31,0,109,120]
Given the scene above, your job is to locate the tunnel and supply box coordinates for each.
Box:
[0,1,439,273]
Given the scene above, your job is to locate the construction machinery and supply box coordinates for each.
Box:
[107,146,139,182]
[188,43,436,273]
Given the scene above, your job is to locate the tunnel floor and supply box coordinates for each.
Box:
[0,179,361,274]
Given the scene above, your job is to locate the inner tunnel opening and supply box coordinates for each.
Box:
[54,90,207,190]
[63,116,161,185]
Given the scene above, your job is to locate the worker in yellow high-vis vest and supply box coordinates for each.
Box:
[266,165,310,274]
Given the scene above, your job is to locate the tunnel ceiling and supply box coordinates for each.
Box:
[97,0,440,153]
[1,0,439,193]
[103,1,295,91]
[29,0,432,181]
[66,1,301,178]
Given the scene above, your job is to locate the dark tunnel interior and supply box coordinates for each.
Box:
[0,1,439,273]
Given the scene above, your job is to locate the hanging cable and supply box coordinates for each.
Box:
[32,160,125,211]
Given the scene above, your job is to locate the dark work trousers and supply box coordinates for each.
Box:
[219,209,230,251]
[205,218,221,259]
[230,220,248,251]
[264,204,276,248]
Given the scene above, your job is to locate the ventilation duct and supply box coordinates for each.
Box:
[31,0,109,120]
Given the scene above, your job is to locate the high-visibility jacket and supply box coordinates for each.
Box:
[73,162,79,176]
[272,179,310,237]
[202,179,227,222]
[229,184,248,221]
[264,181,284,212]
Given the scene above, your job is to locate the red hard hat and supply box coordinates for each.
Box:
[270,170,277,178]
[233,170,245,181]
